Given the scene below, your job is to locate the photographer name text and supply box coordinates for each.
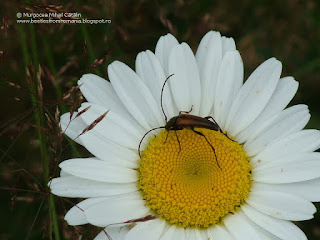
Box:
[21,12,81,18]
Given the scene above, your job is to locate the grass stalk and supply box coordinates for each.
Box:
[17,23,61,240]
[42,37,80,158]
[81,25,102,75]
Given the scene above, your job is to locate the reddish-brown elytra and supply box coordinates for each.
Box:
[138,74,230,170]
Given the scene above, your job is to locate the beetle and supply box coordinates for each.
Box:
[138,74,230,170]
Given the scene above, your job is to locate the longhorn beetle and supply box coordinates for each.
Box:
[138,74,231,170]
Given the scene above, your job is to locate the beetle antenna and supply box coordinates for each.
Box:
[138,126,165,158]
[160,74,174,123]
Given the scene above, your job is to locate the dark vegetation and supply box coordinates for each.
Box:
[0,0,319,239]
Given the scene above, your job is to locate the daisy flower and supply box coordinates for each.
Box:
[50,31,320,240]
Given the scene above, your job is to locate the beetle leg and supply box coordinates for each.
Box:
[205,116,221,129]
[174,130,181,153]
[179,105,193,115]
[164,130,170,144]
[192,129,222,170]
[223,131,235,142]
[205,116,235,142]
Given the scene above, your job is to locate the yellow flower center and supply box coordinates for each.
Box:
[137,128,252,228]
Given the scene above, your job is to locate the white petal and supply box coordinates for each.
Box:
[213,50,243,128]
[195,31,222,116]
[78,74,126,112]
[50,175,137,198]
[60,170,70,177]
[78,103,143,149]
[135,50,177,120]
[207,225,234,240]
[221,36,236,54]
[199,229,208,239]
[244,105,310,156]
[108,61,163,129]
[249,222,283,240]
[79,130,138,168]
[155,33,179,75]
[236,77,299,143]
[185,228,202,240]
[65,197,108,225]
[225,58,282,136]
[224,211,263,240]
[160,225,185,240]
[59,158,137,183]
[253,152,320,183]
[85,195,149,227]
[252,129,320,167]
[253,179,320,202]
[246,190,316,220]
[168,43,201,115]
[78,75,139,126]
[136,50,162,99]
[60,112,86,145]
[242,204,307,240]
[94,225,130,240]
[124,219,166,240]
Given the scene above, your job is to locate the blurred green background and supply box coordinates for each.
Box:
[1,0,320,239]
